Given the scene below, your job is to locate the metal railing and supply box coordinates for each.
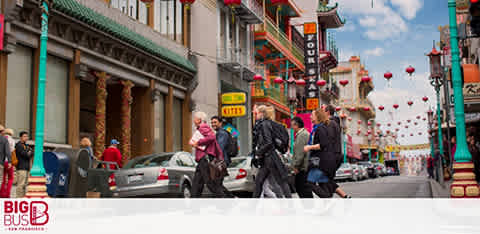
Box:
[252,86,287,105]
[242,0,264,20]
[257,17,304,64]
[218,47,256,72]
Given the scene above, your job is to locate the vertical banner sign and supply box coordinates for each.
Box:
[0,14,4,51]
[303,22,318,78]
[304,22,319,111]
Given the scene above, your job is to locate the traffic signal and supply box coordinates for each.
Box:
[470,0,480,35]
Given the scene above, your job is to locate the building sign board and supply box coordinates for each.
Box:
[303,22,318,78]
[221,92,246,105]
[306,98,319,110]
[463,82,480,98]
[221,105,246,117]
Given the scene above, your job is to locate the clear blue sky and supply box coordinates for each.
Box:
[295,0,450,147]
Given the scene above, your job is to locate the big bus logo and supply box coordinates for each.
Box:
[3,201,49,231]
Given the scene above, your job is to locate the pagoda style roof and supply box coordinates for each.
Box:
[317,1,345,29]
[330,66,352,73]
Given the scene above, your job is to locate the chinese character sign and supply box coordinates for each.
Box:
[304,22,318,78]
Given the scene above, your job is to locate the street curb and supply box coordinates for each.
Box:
[429,179,450,198]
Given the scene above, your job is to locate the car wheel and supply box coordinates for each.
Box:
[182,183,192,199]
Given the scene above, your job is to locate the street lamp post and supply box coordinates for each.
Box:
[26,0,50,198]
[287,76,297,155]
[448,0,478,198]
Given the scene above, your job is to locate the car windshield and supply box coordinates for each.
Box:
[229,158,247,168]
[124,154,173,169]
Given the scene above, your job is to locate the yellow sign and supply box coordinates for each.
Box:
[221,92,246,105]
[306,98,319,110]
[304,22,317,35]
[222,105,246,117]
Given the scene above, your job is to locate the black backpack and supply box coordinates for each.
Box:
[224,129,239,158]
[269,120,289,154]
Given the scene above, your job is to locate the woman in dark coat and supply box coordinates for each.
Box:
[304,108,339,198]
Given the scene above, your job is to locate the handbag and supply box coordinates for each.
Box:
[206,156,228,180]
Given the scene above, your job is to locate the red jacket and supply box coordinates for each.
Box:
[194,123,224,162]
[101,147,123,169]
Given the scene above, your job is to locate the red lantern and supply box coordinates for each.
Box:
[361,76,371,83]
[274,77,284,84]
[422,117,426,121]
[296,79,306,86]
[384,72,393,80]
[405,125,409,129]
[393,104,399,109]
[363,107,370,111]
[349,107,357,112]
[387,123,391,127]
[406,66,415,76]
[378,106,384,111]
[407,101,413,106]
[339,80,349,86]
[253,74,263,81]
[180,0,196,9]
[271,0,288,5]
[367,130,372,134]
[414,122,418,125]
[348,117,352,121]
[317,79,327,87]
[418,132,422,136]
[397,121,401,125]
[407,119,411,123]
[422,96,429,102]
[386,130,391,134]
[225,0,241,6]
[357,120,362,124]
[340,113,347,119]
[377,130,381,134]
[395,128,399,132]
[376,123,381,127]
[410,133,414,136]
[401,134,405,137]
[416,115,421,119]
[335,106,342,112]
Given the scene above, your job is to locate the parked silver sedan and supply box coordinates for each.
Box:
[334,163,354,181]
[223,156,255,194]
[111,152,197,198]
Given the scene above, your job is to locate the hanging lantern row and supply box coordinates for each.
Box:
[406,66,415,76]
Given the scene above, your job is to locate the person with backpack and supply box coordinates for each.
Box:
[211,116,236,198]
[251,105,291,198]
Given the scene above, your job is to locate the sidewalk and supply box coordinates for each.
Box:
[429,178,451,198]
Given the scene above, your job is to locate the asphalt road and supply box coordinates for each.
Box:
[333,175,433,198]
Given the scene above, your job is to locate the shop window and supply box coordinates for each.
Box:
[6,45,33,136]
[172,98,183,151]
[154,93,165,153]
[44,55,68,144]
[154,0,184,44]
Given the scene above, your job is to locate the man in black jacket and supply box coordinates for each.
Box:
[0,125,12,191]
[252,105,291,198]
[15,131,32,198]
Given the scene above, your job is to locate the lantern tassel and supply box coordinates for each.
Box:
[231,6,235,24]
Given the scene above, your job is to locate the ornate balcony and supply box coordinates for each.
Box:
[232,0,264,24]
[252,86,290,115]
[218,48,256,82]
